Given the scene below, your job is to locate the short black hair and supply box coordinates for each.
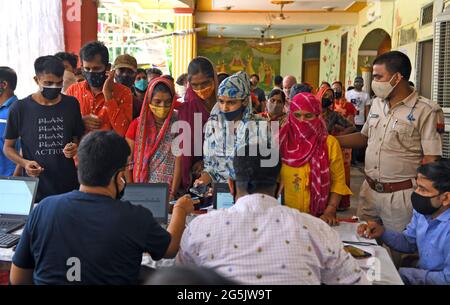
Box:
[321,81,331,88]
[151,82,173,100]
[77,131,130,187]
[147,68,163,76]
[417,159,450,194]
[144,266,237,285]
[176,73,188,86]
[268,89,286,104]
[250,74,259,81]
[54,52,78,69]
[80,41,109,66]
[34,56,65,77]
[217,73,229,86]
[274,75,283,86]
[373,51,412,80]
[162,75,174,83]
[332,81,343,89]
[289,83,311,100]
[0,66,17,90]
[137,68,147,76]
[188,57,215,81]
[233,144,281,194]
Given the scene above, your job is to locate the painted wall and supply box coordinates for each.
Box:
[198,37,281,92]
[280,0,439,87]
[281,28,351,87]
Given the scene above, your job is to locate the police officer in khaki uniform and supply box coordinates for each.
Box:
[338,51,443,233]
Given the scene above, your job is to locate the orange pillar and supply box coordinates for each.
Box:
[62,0,98,58]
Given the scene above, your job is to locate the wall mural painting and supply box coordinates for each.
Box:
[322,38,340,83]
[345,28,358,87]
[198,38,281,93]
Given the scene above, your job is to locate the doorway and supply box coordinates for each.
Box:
[302,42,321,88]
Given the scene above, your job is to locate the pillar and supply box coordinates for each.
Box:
[62,0,98,60]
[172,8,196,79]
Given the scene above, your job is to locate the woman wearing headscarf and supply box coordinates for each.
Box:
[280,93,352,226]
[317,85,356,211]
[258,89,287,125]
[125,77,180,200]
[332,81,357,211]
[194,71,269,186]
[177,57,218,191]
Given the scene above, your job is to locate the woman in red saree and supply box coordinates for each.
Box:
[125,77,181,200]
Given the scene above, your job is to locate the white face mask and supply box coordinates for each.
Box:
[371,74,401,100]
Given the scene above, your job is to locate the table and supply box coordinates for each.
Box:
[0,218,404,285]
[333,222,404,285]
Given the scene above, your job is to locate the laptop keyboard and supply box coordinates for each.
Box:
[0,233,20,248]
[0,220,23,233]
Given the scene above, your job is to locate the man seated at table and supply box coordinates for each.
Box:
[177,144,368,285]
[9,131,195,285]
[358,159,450,285]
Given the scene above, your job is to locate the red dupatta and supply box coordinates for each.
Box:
[133,77,176,183]
[280,93,331,216]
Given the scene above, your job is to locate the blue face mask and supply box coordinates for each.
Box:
[221,106,245,121]
[135,79,149,92]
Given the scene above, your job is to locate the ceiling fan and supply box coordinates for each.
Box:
[270,0,294,21]
[133,27,206,42]
[255,25,280,46]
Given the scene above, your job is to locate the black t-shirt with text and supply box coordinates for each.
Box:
[5,94,84,202]
[12,191,171,285]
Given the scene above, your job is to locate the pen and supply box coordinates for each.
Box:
[392,119,398,129]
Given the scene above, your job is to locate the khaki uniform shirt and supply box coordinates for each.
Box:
[361,90,442,183]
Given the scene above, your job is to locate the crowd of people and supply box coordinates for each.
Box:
[0,41,449,285]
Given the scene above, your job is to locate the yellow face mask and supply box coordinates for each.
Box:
[193,83,215,101]
[150,104,171,119]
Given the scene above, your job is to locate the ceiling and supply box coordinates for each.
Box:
[207,24,327,38]
[206,0,367,11]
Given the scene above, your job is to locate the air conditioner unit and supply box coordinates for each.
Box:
[432,5,450,114]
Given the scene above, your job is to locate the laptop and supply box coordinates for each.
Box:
[212,183,283,209]
[122,183,169,225]
[0,176,39,233]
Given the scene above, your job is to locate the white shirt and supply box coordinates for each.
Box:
[177,193,368,285]
[346,90,371,125]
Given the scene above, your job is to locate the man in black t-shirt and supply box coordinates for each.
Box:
[3,56,84,202]
[250,74,267,113]
[9,131,196,285]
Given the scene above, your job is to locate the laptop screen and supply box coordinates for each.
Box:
[122,183,169,223]
[214,183,283,209]
[0,177,38,216]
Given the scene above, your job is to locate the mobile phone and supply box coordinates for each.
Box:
[169,196,200,205]
[189,184,209,197]
[343,245,372,259]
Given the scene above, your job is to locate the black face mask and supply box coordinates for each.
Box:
[115,75,135,88]
[411,192,441,215]
[334,91,342,99]
[41,87,62,100]
[221,106,245,121]
[83,71,107,88]
[322,98,333,109]
[114,173,126,200]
